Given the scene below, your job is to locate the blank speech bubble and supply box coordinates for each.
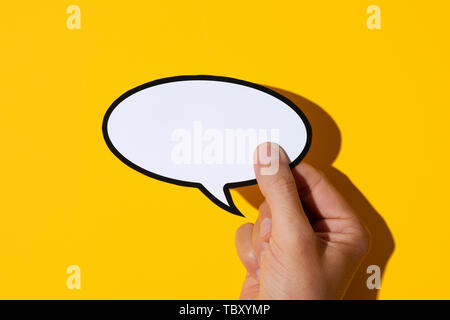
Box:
[103,75,311,217]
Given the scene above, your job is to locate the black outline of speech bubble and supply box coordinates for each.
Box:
[102,75,312,217]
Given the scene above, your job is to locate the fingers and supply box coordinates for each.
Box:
[235,223,259,278]
[252,202,272,265]
[253,143,313,241]
[292,162,370,249]
[239,273,260,300]
[292,162,355,220]
[236,203,272,281]
[258,202,272,242]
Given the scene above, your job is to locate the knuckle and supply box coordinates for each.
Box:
[237,222,253,233]
[268,174,297,196]
[235,223,253,240]
[353,223,371,257]
[258,201,269,213]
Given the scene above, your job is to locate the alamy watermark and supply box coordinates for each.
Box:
[367,5,381,30]
[170,121,280,175]
[66,5,81,30]
[66,265,81,290]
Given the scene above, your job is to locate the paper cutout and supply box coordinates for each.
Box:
[103,75,311,216]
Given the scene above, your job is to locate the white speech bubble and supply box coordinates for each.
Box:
[103,75,311,216]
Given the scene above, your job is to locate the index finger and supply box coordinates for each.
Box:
[292,162,355,220]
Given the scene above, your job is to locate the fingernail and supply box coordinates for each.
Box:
[260,218,272,240]
[253,142,273,166]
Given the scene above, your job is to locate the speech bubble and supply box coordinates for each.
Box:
[103,75,311,217]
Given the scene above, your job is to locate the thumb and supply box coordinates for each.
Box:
[253,143,314,244]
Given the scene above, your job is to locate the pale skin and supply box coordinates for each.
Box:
[235,143,371,299]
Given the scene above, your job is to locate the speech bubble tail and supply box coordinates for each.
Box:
[200,183,244,217]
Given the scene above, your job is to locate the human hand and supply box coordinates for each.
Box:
[235,143,370,299]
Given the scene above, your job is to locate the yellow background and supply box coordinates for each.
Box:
[1,0,449,299]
